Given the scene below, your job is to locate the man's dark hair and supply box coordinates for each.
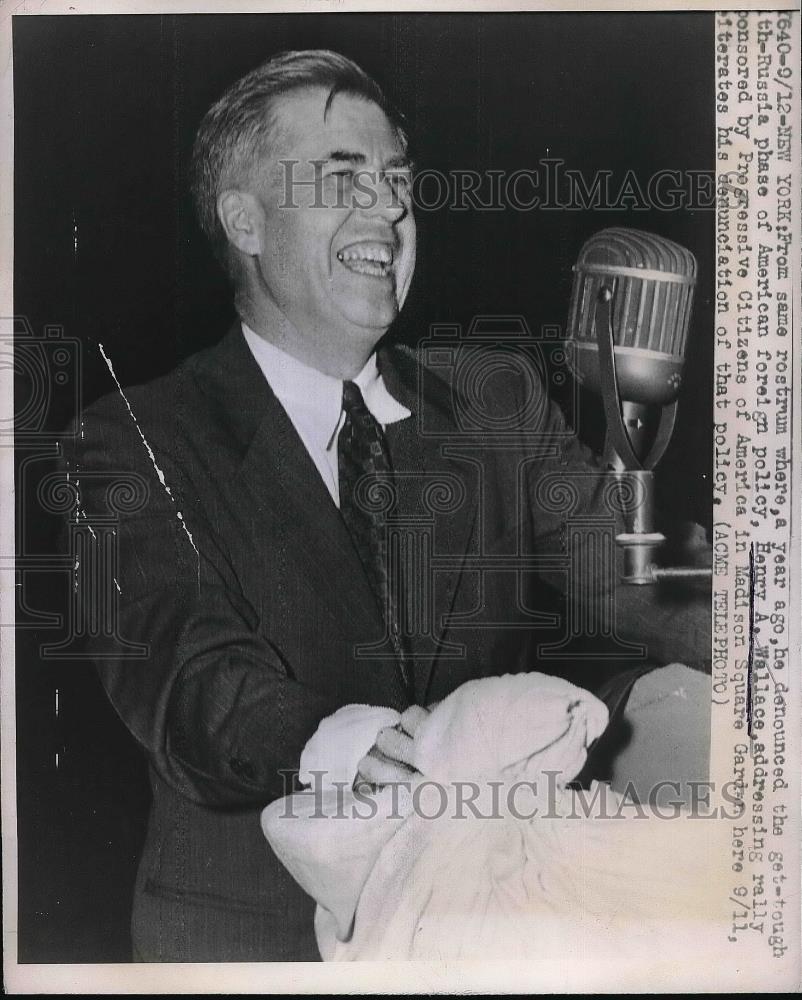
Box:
[190,49,407,276]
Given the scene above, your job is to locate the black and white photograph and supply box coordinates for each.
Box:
[2,2,799,993]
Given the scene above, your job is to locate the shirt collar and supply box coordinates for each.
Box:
[241,323,411,451]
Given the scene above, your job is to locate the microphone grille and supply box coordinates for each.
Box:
[569,227,697,359]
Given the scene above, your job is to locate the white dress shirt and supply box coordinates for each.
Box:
[242,323,411,507]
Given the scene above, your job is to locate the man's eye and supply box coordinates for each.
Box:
[385,171,412,192]
[328,169,353,179]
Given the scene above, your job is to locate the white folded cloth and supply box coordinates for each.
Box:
[262,671,727,962]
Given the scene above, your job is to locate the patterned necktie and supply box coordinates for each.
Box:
[337,380,412,695]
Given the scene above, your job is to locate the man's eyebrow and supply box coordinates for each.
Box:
[320,150,415,171]
[384,154,414,171]
[323,150,368,164]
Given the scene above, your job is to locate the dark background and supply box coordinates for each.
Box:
[13,11,714,962]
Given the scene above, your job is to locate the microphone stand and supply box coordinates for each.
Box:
[594,285,712,586]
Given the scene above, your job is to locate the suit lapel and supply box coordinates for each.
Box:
[236,402,384,626]
[192,326,382,639]
[380,343,479,703]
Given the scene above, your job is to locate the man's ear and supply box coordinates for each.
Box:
[217,190,263,256]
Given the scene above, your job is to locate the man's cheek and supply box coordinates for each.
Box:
[281,217,322,269]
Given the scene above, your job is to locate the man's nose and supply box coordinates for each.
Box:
[359,171,407,222]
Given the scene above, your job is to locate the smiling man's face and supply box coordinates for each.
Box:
[238,87,416,372]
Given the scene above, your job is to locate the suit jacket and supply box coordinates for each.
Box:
[65,325,710,961]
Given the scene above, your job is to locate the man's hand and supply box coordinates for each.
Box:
[354,704,430,788]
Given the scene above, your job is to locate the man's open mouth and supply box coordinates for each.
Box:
[336,241,395,278]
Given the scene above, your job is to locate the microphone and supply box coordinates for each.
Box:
[567,227,710,584]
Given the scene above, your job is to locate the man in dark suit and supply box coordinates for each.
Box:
[65,50,710,962]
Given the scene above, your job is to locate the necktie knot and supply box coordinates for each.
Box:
[341,380,366,416]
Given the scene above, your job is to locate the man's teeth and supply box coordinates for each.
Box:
[337,245,393,264]
[336,244,394,275]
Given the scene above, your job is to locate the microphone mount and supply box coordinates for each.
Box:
[594,284,712,586]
